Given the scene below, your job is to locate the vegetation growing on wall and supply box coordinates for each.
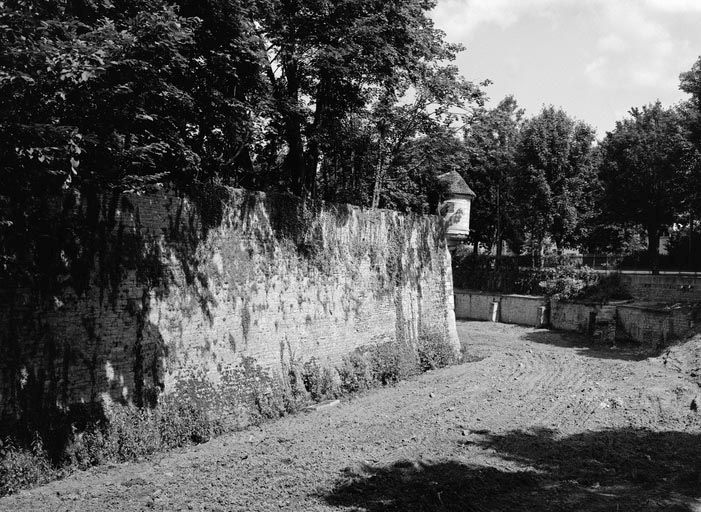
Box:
[0,185,457,497]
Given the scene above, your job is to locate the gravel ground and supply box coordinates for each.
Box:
[2,321,700,512]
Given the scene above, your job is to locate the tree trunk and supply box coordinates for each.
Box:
[303,74,332,198]
[281,59,306,196]
[371,137,384,209]
[647,226,660,274]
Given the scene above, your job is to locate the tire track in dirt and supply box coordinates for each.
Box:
[2,321,700,512]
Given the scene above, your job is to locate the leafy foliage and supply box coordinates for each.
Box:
[463,96,524,256]
[514,106,597,255]
[598,102,695,271]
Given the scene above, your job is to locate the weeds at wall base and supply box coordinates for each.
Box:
[0,398,218,497]
[0,332,460,498]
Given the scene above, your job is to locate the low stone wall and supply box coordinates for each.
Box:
[616,303,699,349]
[619,273,701,303]
[549,301,617,337]
[454,290,500,321]
[455,286,700,348]
[500,294,549,327]
[454,291,547,327]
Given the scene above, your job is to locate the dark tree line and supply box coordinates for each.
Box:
[0,0,485,283]
[454,57,701,272]
[0,0,483,204]
[2,0,701,276]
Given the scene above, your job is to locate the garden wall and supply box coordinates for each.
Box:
[549,301,616,334]
[453,291,548,327]
[454,290,501,321]
[499,294,549,327]
[0,186,458,428]
[616,303,699,349]
[619,273,701,303]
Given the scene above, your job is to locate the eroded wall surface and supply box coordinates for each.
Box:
[619,274,701,303]
[0,187,457,426]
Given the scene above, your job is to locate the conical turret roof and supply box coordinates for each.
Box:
[437,171,475,198]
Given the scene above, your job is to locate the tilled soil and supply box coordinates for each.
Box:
[2,321,700,512]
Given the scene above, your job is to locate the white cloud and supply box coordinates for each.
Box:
[585,57,607,88]
[597,34,627,53]
[431,0,568,40]
[431,0,701,132]
[583,1,696,90]
[643,0,701,12]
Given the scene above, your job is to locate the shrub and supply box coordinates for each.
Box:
[537,266,599,300]
[157,399,214,447]
[301,358,340,401]
[369,342,418,384]
[577,273,632,302]
[538,266,631,302]
[417,330,457,371]
[0,435,54,496]
[0,396,221,497]
[337,351,373,393]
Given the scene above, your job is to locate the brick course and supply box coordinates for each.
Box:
[0,187,458,425]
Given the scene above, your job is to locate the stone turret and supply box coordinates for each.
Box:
[436,171,475,250]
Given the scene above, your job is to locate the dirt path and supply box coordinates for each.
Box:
[2,321,700,512]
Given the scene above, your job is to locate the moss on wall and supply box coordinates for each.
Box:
[0,184,457,449]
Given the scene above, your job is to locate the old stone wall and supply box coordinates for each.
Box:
[453,290,548,327]
[550,301,616,335]
[499,295,549,327]
[619,273,701,303]
[453,290,501,321]
[616,304,700,349]
[0,186,457,427]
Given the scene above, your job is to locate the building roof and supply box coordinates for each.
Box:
[437,171,476,198]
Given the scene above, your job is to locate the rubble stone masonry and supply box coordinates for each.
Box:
[0,186,458,427]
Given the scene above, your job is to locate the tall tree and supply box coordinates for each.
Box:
[679,57,701,241]
[368,63,483,209]
[463,96,523,259]
[255,0,467,197]
[0,0,266,286]
[514,106,596,259]
[598,102,693,272]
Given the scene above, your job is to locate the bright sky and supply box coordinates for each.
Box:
[431,0,701,137]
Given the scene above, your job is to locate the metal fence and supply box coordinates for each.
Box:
[455,253,701,274]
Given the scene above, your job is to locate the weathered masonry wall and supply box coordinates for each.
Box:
[549,302,616,334]
[454,290,500,321]
[454,290,547,327]
[616,303,699,349]
[499,295,549,327]
[0,187,457,426]
[619,273,701,303]
[454,288,699,347]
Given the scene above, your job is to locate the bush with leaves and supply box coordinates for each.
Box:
[417,330,458,371]
[0,434,54,496]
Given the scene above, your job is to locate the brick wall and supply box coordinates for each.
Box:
[619,274,701,303]
[0,187,457,426]
[453,291,548,327]
[453,290,501,321]
[550,301,613,334]
[616,304,699,349]
[499,295,548,327]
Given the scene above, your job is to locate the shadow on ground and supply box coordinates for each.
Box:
[322,428,701,512]
[523,329,652,361]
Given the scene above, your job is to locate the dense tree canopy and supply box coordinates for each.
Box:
[513,106,597,255]
[0,0,480,200]
[598,102,695,271]
[3,0,701,273]
[462,96,523,257]
[0,0,489,282]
